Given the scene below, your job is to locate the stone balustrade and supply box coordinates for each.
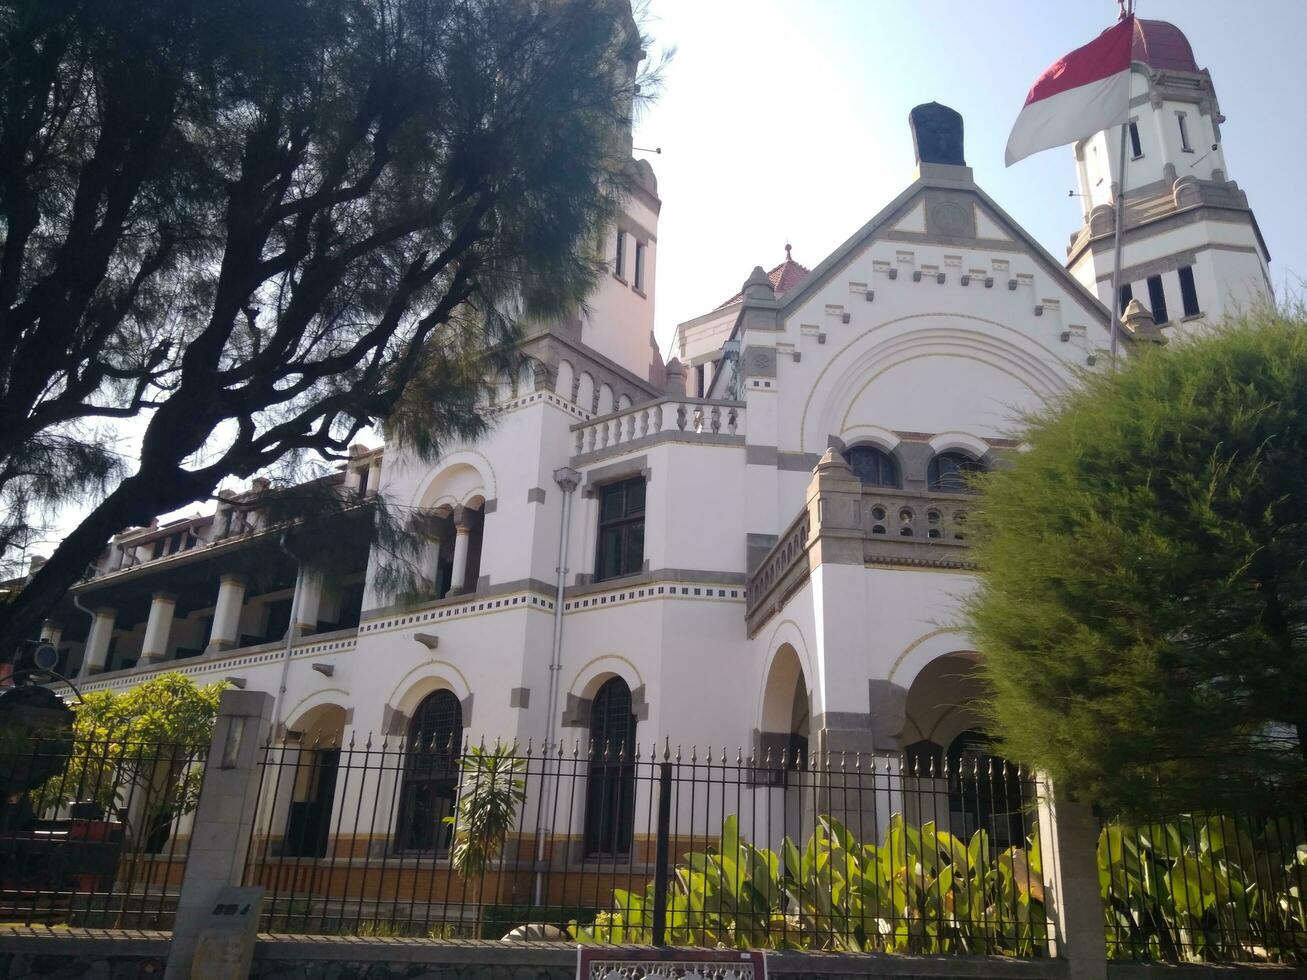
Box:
[571,397,745,459]
[746,482,976,635]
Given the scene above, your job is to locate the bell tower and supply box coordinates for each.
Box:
[1066,19,1272,334]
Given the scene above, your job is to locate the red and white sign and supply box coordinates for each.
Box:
[1005,16,1135,166]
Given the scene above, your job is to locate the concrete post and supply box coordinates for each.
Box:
[366,458,382,498]
[1037,788,1108,980]
[81,607,116,676]
[289,569,322,638]
[207,574,247,653]
[165,689,273,980]
[139,592,177,665]
[38,621,62,647]
[447,513,472,596]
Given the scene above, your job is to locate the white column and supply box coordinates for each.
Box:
[290,569,322,637]
[140,592,177,664]
[82,607,117,676]
[446,515,472,596]
[208,574,247,653]
[366,458,382,498]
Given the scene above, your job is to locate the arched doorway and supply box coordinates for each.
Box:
[282,704,347,858]
[901,654,1030,850]
[395,690,463,853]
[584,677,636,857]
[759,644,810,776]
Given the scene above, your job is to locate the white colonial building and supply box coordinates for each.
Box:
[30,18,1272,858]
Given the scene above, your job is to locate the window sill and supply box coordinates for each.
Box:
[632,286,647,298]
[612,272,628,286]
[1181,148,1195,153]
[1131,154,1144,161]
[1180,312,1205,322]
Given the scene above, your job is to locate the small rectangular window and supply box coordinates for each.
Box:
[695,363,706,398]
[614,230,627,278]
[1118,282,1133,315]
[1177,113,1192,152]
[595,477,645,582]
[634,241,646,291]
[1146,274,1169,325]
[1178,265,1200,317]
[1128,121,1142,158]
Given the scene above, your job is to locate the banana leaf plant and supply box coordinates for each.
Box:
[1099,814,1307,963]
[572,813,1047,955]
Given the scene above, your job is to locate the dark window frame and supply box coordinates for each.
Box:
[395,690,464,854]
[584,677,637,858]
[614,229,627,279]
[634,241,646,291]
[1146,274,1169,325]
[1119,282,1134,315]
[928,451,985,494]
[1178,265,1200,317]
[843,445,900,489]
[594,476,645,582]
[1128,121,1143,159]
[1177,112,1192,152]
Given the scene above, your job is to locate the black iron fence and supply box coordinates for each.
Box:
[0,735,207,928]
[242,736,1051,954]
[1100,808,1307,964]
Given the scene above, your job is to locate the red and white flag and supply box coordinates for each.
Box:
[1005,15,1135,166]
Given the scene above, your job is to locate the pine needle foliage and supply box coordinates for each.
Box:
[967,310,1307,818]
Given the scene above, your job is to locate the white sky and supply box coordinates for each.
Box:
[634,0,1306,356]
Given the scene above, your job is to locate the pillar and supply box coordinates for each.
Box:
[165,689,274,980]
[290,569,322,637]
[1038,788,1108,979]
[208,574,247,653]
[39,621,63,647]
[81,607,116,676]
[366,458,382,498]
[446,511,472,596]
[139,592,177,665]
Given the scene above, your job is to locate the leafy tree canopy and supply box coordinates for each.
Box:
[968,310,1307,817]
[0,0,657,653]
[41,673,225,833]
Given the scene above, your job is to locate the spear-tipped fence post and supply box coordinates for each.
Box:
[651,739,674,946]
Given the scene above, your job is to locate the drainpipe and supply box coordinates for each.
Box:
[71,588,95,682]
[269,533,304,736]
[535,465,580,905]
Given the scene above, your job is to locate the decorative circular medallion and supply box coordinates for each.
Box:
[931,201,968,237]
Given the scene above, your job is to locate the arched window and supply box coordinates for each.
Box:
[843,445,899,488]
[584,678,636,857]
[928,451,984,493]
[395,691,463,853]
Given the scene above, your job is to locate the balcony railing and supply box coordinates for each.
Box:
[572,397,744,459]
[746,488,976,634]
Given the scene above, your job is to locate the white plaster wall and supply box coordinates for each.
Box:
[582,188,659,381]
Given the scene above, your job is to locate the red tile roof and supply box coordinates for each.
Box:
[1132,19,1200,74]
[716,245,811,310]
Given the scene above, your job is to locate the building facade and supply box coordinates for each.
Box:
[25,19,1273,860]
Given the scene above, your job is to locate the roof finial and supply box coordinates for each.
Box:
[784,242,792,260]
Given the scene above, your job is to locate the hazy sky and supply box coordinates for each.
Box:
[634,0,1306,356]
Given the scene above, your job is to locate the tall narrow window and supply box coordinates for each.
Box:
[584,677,636,857]
[634,242,646,291]
[595,477,645,581]
[695,363,706,398]
[1128,121,1142,158]
[1177,113,1192,152]
[928,452,984,493]
[1178,265,1200,317]
[614,229,627,279]
[1146,274,1169,325]
[395,691,463,853]
[1118,282,1133,315]
[843,445,899,489]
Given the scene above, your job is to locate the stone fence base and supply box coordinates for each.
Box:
[3,929,1305,980]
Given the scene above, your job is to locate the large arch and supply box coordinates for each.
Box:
[799,317,1074,455]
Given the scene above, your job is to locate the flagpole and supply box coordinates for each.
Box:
[1108,2,1134,364]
